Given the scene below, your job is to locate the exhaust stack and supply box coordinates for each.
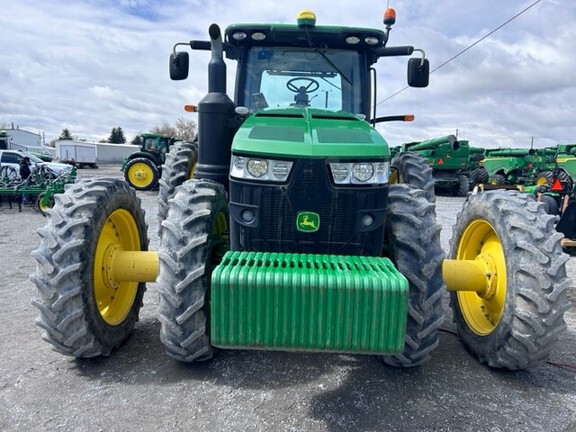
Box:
[195,23,236,189]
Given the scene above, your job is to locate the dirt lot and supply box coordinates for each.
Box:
[1,165,575,432]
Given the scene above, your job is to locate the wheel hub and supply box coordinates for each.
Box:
[128,163,153,188]
[443,219,507,335]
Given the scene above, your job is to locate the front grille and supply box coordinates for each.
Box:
[229,159,387,255]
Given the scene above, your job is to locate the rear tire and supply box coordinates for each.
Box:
[31,179,148,357]
[449,190,571,369]
[456,174,469,197]
[379,184,445,367]
[490,173,506,185]
[124,157,159,191]
[537,169,574,191]
[390,151,436,202]
[540,194,559,215]
[158,140,198,236]
[535,170,554,186]
[157,179,229,362]
[470,168,488,189]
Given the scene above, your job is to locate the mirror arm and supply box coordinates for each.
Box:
[413,48,426,67]
[172,42,190,55]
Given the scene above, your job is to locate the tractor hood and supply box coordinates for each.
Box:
[232,108,390,159]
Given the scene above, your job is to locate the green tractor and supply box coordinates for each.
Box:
[122,133,176,190]
[31,9,570,370]
[400,134,485,196]
[482,147,556,186]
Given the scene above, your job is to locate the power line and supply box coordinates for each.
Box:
[376,0,543,106]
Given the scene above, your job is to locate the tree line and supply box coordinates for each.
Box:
[55,117,197,146]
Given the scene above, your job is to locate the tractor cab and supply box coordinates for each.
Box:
[229,30,372,115]
[141,133,174,159]
[172,11,429,119]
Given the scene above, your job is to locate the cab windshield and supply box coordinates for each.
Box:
[241,47,362,113]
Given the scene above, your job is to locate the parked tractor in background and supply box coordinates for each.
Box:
[122,133,176,190]
[482,147,556,186]
[400,134,485,196]
[31,9,570,371]
[0,131,11,150]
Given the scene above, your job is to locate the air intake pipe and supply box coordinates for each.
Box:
[195,23,236,189]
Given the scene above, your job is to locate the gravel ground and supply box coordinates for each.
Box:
[0,164,574,432]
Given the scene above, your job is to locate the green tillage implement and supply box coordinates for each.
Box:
[211,251,409,353]
[0,166,77,213]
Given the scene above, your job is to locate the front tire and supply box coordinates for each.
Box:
[157,179,229,362]
[449,190,571,369]
[124,157,159,191]
[31,179,148,357]
[390,152,436,203]
[379,184,445,367]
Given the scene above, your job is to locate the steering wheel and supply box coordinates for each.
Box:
[286,77,320,94]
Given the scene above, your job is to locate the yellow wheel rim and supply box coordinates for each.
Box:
[187,162,197,181]
[94,209,141,325]
[39,201,51,212]
[38,194,52,212]
[536,176,549,186]
[456,219,507,335]
[128,162,154,188]
[212,210,229,261]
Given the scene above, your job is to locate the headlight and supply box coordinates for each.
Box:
[230,155,293,182]
[352,163,374,182]
[247,159,268,178]
[329,161,389,185]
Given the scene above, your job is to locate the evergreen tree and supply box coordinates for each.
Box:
[131,134,143,146]
[59,128,73,140]
[107,127,127,144]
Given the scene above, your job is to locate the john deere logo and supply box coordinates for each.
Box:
[297,212,320,233]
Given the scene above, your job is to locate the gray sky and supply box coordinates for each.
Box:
[0,0,573,148]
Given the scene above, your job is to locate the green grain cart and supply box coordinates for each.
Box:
[401,134,485,196]
[31,9,570,370]
[482,147,556,186]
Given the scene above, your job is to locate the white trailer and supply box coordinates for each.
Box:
[55,141,98,168]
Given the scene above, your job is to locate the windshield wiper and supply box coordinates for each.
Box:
[313,48,352,85]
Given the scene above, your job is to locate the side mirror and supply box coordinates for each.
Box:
[407,57,429,88]
[170,51,189,80]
